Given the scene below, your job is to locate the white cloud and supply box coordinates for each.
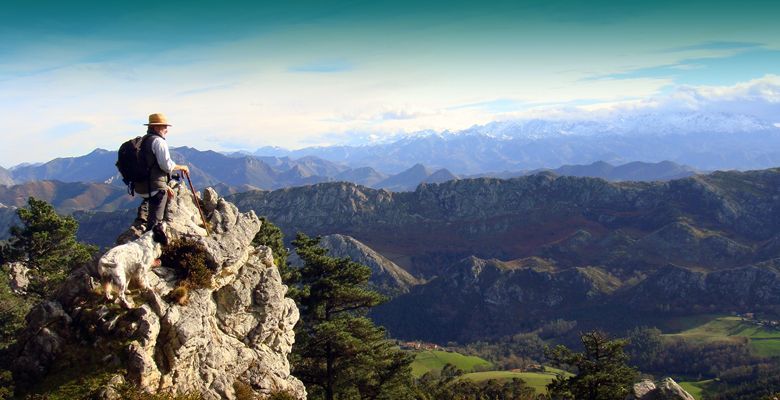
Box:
[2,25,780,169]
[489,74,780,122]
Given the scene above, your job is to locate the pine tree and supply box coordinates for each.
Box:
[291,233,414,400]
[546,330,638,400]
[626,326,663,370]
[4,197,96,297]
[0,198,96,398]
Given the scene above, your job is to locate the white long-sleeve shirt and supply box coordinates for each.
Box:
[139,136,176,198]
[151,136,176,174]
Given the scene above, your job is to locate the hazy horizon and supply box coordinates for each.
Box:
[1,0,779,167]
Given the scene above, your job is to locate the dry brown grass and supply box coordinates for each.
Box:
[160,238,218,305]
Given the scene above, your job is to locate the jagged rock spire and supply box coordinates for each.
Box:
[11,185,306,399]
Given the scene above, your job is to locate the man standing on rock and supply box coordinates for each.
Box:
[134,113,190,231]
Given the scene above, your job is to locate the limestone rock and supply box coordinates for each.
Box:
[11,186,305,400]
[656,378,696,400]
[7,262,29,294]
[164,184,210,238]
[203,187,219,214]
[630,379,656,398]
[12,301,72,385]
[627,377,695,400]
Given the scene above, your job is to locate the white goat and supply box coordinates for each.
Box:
[98,223,168,308]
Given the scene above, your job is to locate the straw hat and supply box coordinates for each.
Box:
[144,113,172,126]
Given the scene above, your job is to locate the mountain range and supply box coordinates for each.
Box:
[0,180,135,213]
[5,111,780,185]
[4,167,780,342]
[247,112,780,173]
[6,147,347,190]
[2,138,700,195]
[227,169,780,277]
[372,255,780,342]
[225,169,780,340]
[4,146,379,190]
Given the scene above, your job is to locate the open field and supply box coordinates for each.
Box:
[411,350,572,395]
[460,367,570,394]
[411,350,493,377]
[665,316,780,357]
[661,314,724,333]
[678,379,714,400]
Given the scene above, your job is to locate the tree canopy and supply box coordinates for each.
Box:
[546,330,638,400]
[2,197,96,297]
[291,233,414,400]
[0,197,97,399]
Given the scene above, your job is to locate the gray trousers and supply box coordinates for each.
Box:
[135,191,169,231]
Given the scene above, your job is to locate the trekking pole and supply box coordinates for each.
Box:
[183,170,211,236]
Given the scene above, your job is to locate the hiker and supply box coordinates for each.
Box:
[134,113,190,231]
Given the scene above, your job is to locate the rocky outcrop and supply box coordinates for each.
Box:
[226,169,780,277]
[314,234,422,296]
[371,256,620,342]
[634,221,752,267]
[627,377,695,400]
[627,261,780,311]
[6,262,29,294]
[11,185,305,399]
[374,255,780,341]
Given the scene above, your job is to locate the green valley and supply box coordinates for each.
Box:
[666,315,780,357]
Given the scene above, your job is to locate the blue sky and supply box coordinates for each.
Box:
[1,0,779,167]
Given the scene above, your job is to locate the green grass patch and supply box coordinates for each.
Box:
[665,316,780,356]
[750,338,780,357]
[411,350,493,377]
[660,314,725,333]
[678,379,714,400]
[459,367,570,394]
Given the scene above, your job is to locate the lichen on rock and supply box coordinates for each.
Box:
[10,185,306,400]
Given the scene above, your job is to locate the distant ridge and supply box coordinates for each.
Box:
[540,160,698,181]
[227,168,780,277]
[334,167,388,187]
[375,164,433,192]
[314,234,422,297]
[8,141,701,193]
[466,160,698,183]
[0,180,133,213]
[248,111,780,173]
[8,147,344,191]
[10,148,116,184]
[0,166,13,186]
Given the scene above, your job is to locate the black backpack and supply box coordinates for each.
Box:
[116,135,151,195]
